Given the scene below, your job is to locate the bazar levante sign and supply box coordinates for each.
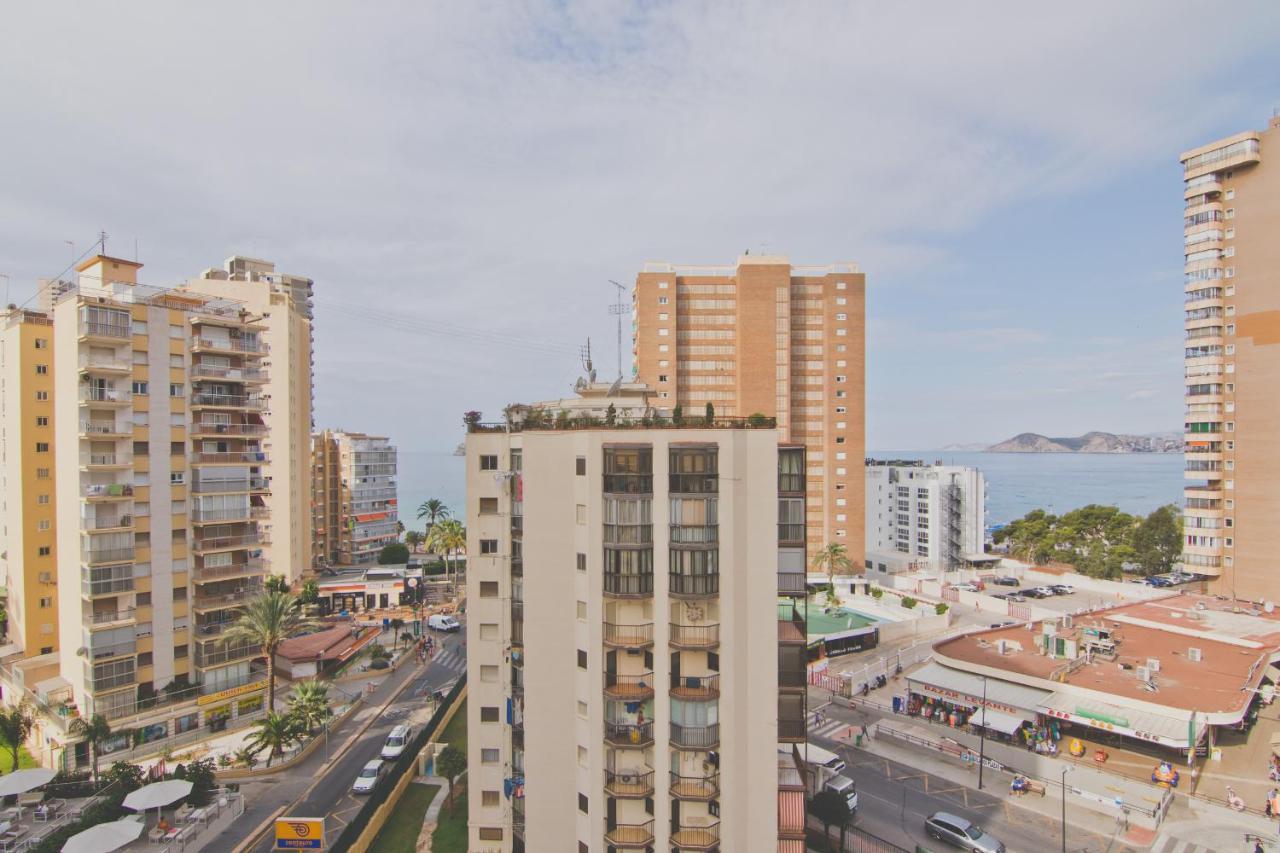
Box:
[197,679,269,706]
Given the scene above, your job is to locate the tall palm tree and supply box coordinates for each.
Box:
[426,519,466,587]
[224,591,315,712]
[68,713,114,783]
[812,542,854,583]
[416,499,451,535]
[286,680,332,733]
[390,618,406,648]
[245,712,302,767]
[0,701,34,772]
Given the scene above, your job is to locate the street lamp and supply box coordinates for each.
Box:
[1061,765,1073,853]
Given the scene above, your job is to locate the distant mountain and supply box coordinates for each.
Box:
[938,442,991,451]
[987,431,1181,454]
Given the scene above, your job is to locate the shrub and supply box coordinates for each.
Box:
[174,758,217,806]
[934,602,949,615]
[672,404,683,425]
[869,587,884,600]
[369,658,390,670]
[747,412,770,427]
[462,411,482,428]
[369,643,390,660]
[900,596,917,609]
[103,761,144,793]
[378,542,410,564]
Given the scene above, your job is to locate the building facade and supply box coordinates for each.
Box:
[0,309,59,656]
[865,460,986,574]
[311,430,399,566]
[183,257,314,581]
[632,255,865,561]
[1179,114,1280,601]
[465,399,804,852]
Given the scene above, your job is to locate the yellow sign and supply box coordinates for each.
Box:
[275,817,324,849]
[197,679,267,706]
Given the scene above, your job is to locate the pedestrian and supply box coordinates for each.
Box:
[1267,790,1274,818]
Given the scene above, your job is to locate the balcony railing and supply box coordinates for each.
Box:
[81,420,131,435]
[191,422,267,436]
[778,716,807,740]
[87,514,133,531]
[193,451,269,464]
[193,532,260,552]
[603,473,653,495]
[777,571,806,595]
[191,364,267,381]
[82,576,134,597]
[669,624,719,649]
[779,667,807,688]
[194,560,267,583]
[88,607,137,626]
[80,452,130,467]
[83,546,134,565]
[195,642,262,668]
[191,479,251,494]
[193,587,260,610]
[670,722,719,749]
[80,387,131,404]
[672,822,721,849]
[190,507,252,523]
[669,524,718,545]
[669,573,719,597]
[603,623,654,648]
[80,321,131,339]
[79,353,132,371]
[190,392,265,409]
[88,640,136,661]
[669,473,718,494]
[670,673,719,700]
[604,572,653,598]
[605,821,654,848]
[670,772,719,800]
[88,667,137,692]
[195,337,267,354]
[604,769,654,798]
[604,673,654,701]
[604,721,654,747]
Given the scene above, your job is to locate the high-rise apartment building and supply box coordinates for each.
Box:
[0,309,60,656]
[633,255,865,560]
[311,429,399,566]
[865,460,987,574]
[1180,113,1280,602]
[0,253,304,771]
[183,257,314,580]
[464,384,808,852]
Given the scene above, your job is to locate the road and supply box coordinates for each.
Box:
[806,712,1137,853]
[208,626,467,851]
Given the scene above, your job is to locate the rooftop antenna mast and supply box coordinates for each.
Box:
[579,338,597,384]
[607,280,628,381]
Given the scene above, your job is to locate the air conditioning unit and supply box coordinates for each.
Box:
[1147,658,1161,672]
[1188,647,1203,663]
[1136,666,1151,683]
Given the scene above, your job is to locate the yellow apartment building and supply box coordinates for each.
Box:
[311,429,399,566]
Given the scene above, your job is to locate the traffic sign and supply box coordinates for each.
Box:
[276,817,324,849]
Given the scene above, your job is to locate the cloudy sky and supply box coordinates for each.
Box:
[3,2,1280,468]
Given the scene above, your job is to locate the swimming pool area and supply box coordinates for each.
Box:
[787,604,883,637]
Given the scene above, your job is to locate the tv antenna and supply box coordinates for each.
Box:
[579,338,597,383]
[607,280,628,380]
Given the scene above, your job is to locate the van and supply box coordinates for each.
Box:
[428,614,461,633]
[381,724,413,760]
[800,744,846,775]
[823,774,858,812]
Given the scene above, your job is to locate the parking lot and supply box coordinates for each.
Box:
[981,576,1198,616]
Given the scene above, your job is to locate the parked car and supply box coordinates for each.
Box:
[352,759,387,794]
[428,614,461,632]
[951,583,980,593]
[1050,584,1075,595]
[1023,587,1051,599]
[1006,593,1027,603]
[991,577,1020,587]
[924,812,1005,853]
[381,724,414,760]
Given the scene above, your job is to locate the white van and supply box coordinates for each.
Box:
[381,724,413,760]
[428,614,461,633]
[801,743,846,775]
[824,774,858,812]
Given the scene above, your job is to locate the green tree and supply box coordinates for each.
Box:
[234,746,259,771]
[245,712,303,767]
[672,404,684,425]
[390,618,406,648]
[67,714,114,783]
[264,575,290,594]
[103,761,145,793]
[0,701,34,773]
[810,789,851,852]
[425,519,467,587]
[400,630,415,649]
[901,596,917,609]
[416,499,451,533]
[812,543,853,582]
[299,579,320,605]
[404,530,425,552]
[287,680,332,733]
[1133,504,1182,576]
[224,591,315,711]
[437,744,467,814]
[378,542,411,564]
[704,402,715,424]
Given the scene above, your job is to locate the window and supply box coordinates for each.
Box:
[835,313,847,321]
[480,706,499,722]
[1226,189,1235,199]
[133,441,149,456]
[658,374,669,383]
[479,623,498,640]
[38,597,52,609]
[137,592,152,606]
[482,790,500,807]
[480,665,499,682]
[479,455,498,471]
[836,281,847,290]
[34,338,47,349]
[479,581,498,598]
[577,601,587,620]
[169,383,184,397]
[657,328,669,336]
[169,354,184,368]
[578,793,588,814]
[577,700,588,718]
[170,441,184,455]
[835,406,846,414]
[37,520,50,531]
[658,344,668,352]
[35,442,48,453]
[36,416,48,426]
[481,749,500,764]
[578,746,588,766]
[658,296,668,304]
[170,472,185,485]
[168,324,183,338]
[479,497,498,514]
[576,457,586,476]
[658,281,668,288]
[835,436,845,444]
[35,390,48,401]
[577,649,588,669]
[35,364,48,375]
[36,468,49,479]
[658,313,668,320]
[577,552,586,572]
[478,828,503,841]
[38,546,50,557]
[480,539,498,554]
[133,381,149,395]
[37,494,49,505]
[576,504,586,524]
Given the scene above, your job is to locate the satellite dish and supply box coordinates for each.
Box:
[607,376,622,397]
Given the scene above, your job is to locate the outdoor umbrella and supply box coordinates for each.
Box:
[0,767,56,797]
[123,778,193,813]
[61,818,145,853]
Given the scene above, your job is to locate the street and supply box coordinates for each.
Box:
[207,625,467,851]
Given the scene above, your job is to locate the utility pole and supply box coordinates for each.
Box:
[608,280,628,380]
[977,674,988,789]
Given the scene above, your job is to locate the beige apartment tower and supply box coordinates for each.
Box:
[633,256,865,561]
[311,429,399,566]
[1180,114,1280,602]
[464,391,808,852]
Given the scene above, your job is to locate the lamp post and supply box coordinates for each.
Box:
[977,674,989,790]
[1059,763,1070,850]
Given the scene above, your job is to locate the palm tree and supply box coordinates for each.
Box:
[68,714,114,783]
[299,579,320,606]
[436,744,467,814]
[287,680,332,733]
[233,746,259,771]
[224,591,316,712]
[390,618,406,648]
[0,701,34,773]
[812,542,854,583]
[426,519,467,587]
[404,530,424,553]
[416,499,451,535]
[245,712,302,767]
[400,631,415,650]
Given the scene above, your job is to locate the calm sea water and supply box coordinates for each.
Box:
[393,447,1185,531]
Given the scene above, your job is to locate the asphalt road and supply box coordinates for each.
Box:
[236,627,467,852]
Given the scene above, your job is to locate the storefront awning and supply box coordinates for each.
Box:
[907,662,1050,721]
[973,707,1026,734]
[1038,692,1189,748]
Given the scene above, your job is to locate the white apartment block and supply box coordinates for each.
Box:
[464,389,806,852]
[865,460,986,574]
[311,429,399,565]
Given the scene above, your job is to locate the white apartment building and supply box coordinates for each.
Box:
[865,460,987,574]
[311,429,399,566]
[464,386,806,852]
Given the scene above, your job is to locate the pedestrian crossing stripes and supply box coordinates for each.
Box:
[1151,836,1215,853]
[807,719,848,741]
[432,648,466,672]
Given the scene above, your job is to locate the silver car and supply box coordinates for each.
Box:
[925,811,1004,853]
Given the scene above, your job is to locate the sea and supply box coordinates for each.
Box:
[395,447,1184,531]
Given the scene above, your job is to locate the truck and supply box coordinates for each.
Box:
[801,744,857,813]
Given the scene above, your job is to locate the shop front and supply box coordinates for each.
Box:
[902,663,1048,744]
[1037,693,1193,757]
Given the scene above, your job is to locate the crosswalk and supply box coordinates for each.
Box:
[431,647,466,674]
[1150,836,1218,853]
[807,717,851,742]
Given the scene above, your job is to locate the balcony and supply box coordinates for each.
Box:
[190,506,252,524]
[670,772,719,800]
[193,337,267,354]
[88,667,137,692]
[669,473,718,495]
[603,623,654,648]
[86,513,133,531]
[191,422,267,437]
[605,721,654,748]
[190,392,265,410]
[87,607,137,627]
[80,452,131,469]
[777,571,806,595]
[191,479,251,494]
[671,822,720,849]
[194,641,262,668]
[80,420,132,437]
[670,524,718,545]
[192,532,260,553]
[193,587,261,612]
[670,673,719,700]
[193,451,269,465]
[79,353,132,373]
[778,715,806,741]
[670,722,719,749]
[191,364,267,382]
[604,769,654,798]
[604,572,653,599]
[194,561,266,583]
[605,822,654,848]
[779,667,807,689]
[79,387,131,405]
[669,623,719,650]
[603,473,653,495]
[83,546,134,566]
[604,673,654,701]
[82,575,134,597]
[87,639,136,661]
[669,573,718,598]
[778,523,805,546]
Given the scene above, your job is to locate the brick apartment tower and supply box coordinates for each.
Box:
[633,256,866,560]
[1180,113,1280,602]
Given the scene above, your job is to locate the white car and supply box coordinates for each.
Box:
[951,583,980,593]
[352,759,387,794]
[381,725,413,760]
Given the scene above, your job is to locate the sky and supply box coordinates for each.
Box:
[3,1,1280,464]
